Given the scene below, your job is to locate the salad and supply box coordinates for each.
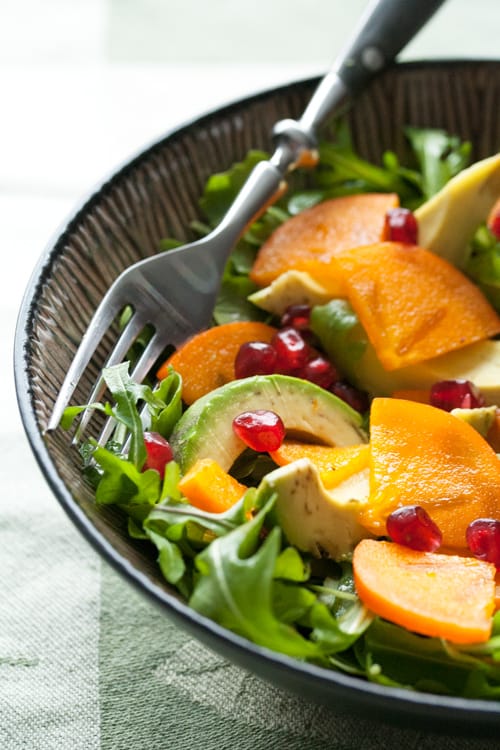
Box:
[62,122,500,699]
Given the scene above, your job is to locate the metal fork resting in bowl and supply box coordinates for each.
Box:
[48,0,446,437]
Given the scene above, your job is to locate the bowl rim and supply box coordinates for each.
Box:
[14,58,500,734]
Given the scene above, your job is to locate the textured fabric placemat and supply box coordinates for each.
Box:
[2,435,500,750]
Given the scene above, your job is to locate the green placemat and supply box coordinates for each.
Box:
[96,562,497,750]
[3,439,500,749]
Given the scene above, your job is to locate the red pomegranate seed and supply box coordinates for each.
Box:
[232,409,285,452]
[143,431,174,477]
[330,381,370,413]
[280,304,311,331]
[386,505,443,552]
[272,327,311,373]
[299,356,338,390]
[430,379,485,411]
[466,518,500,568]
[385,207,418,244]
[235,341,277,378]
[490,211,500,240]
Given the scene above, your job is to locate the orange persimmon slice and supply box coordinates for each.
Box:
[178,458,246,513]
[332,242,500,370]
[361,398,500,550]
[353,540,495,644]
[270,440,369,489]
[249,193,399,289]
[157,321,277,405]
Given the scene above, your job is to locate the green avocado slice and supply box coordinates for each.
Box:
[261,458,371,560]
[170,374,367,472]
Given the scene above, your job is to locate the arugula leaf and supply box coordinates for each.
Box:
[272,582,317,625]
[273,546,310,582]
[92,444,161,519]
[199,150,269,226]
[146,529,187,586]
[159,459,183,502]
[310,299,367,381]
[101,363,148,468]
[144,493,250,597]
[356,618,500,697]
[146,367,183,437]
[307,601,371,653]
[465,224,500,312]
[213,270,266,325]
[316,141,419,205]
[405,127,471,200]
[60,402,112,431]
[145,496,245,547]
[190,497,326,658]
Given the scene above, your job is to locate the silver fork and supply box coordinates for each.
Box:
[47,0,446,436]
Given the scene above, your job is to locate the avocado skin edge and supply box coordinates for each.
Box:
[170,374,367,472]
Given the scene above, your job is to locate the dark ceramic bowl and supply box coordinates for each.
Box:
[15,60,500,737]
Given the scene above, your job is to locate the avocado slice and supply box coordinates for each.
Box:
[248,270,333,316]
[352,339,500,406]
[261,458,371,560]
[415,153,500,268]
[311,299,500,405]
[170,374,367,472]
[451,405,498,438]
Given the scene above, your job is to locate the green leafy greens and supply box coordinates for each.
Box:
[61,122,500,701]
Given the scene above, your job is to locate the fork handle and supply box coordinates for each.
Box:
[214,0,446,260]
[272,0,447,170]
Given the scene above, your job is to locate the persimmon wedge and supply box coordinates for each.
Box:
[353,540,495,644]
[178,458,246,513]
[157,321,277,404]
[361,398,500,550]
[270,440,369,489]
[333,242,500,370]
[249,193,399,290]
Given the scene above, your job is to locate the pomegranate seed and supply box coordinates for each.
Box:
[299,356,338,390]
[280,304,311,331]
[430,379,485,411]
[143,431,174,477]
[490,211,500,240]
[235,341,277,379]
[330,381,370,413]
[385,207,418,244]
[272,327,311,373]
[466,518,500,568]
[386,505,443,552]
[232,409,285,452]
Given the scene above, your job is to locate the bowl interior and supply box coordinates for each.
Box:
[16,60,500,735]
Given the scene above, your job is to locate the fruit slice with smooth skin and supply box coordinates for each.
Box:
[415,153,500,267]
[361,398,500,550]
[332,242,500,370]
[353,540,496,644]
[249,193,399,289]
[157,321,277,405]
[169,374,367,472]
